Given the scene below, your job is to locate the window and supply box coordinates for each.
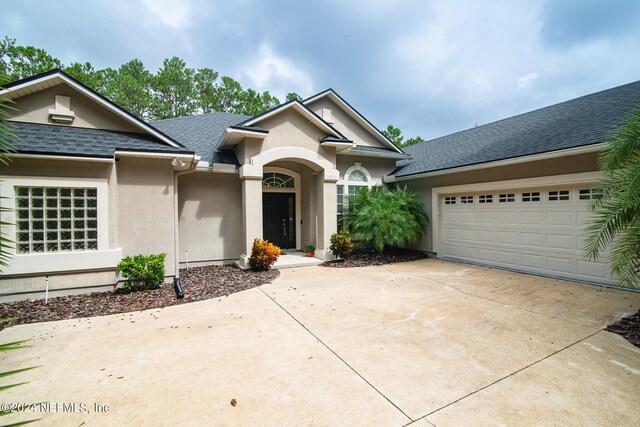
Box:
[338,166,371,230]
[444,196,456,205]
[499,193,515,203]
[522,192,540,202]
[579,188,601,200]
[262,172,294,189]
[548,190,570,201]
[460,195,474,204]
[15,187,97,254]
[478,194,493,204]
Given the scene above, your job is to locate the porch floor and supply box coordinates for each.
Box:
[274,250,324,269]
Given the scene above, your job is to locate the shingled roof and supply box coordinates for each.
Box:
[10,121,192,158]
[152,112,250,166]
[394,80,640,178]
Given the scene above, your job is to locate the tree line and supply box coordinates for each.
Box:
[0,36,301,120]
[0,36,426,146]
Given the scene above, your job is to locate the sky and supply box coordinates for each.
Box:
[2,0,640,140]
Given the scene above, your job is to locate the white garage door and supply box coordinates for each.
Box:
[439,185,612,284]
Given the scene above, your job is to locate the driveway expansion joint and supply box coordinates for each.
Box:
[411,329,603,423]
[258,287,414,423]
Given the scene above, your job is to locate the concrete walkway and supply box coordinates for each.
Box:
[1,259,639,426]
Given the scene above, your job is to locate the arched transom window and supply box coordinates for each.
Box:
[262,172,294,189]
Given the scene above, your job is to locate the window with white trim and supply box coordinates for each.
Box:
[262,172,294,188]
[15,187,98,254]
[522,192,540,202]
[460,195,474,204]
[444,196,456,205]
[579,188,601,200]
[337,166,371,230]
[548,190,570,201]
[478,194,493,204]
[499,193,515,203]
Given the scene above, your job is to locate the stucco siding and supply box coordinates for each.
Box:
[9,84,141,132]
[337,156,396,184]
[402,152,600,253]
[306,97,387,149]
[116,157,176,275]
[178,171,243,264]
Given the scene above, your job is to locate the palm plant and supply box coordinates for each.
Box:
[584,105,640,288]
[348,186,428,253]
[0,95,16,271]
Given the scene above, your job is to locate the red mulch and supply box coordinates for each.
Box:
[606,309,640,348]
[0,265,278,331]
[322,248,428,268]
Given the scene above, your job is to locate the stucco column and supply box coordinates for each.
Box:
[315,168,339,260]
[237,164,263,269]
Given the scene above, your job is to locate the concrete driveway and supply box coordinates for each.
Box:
[2,259,640,426]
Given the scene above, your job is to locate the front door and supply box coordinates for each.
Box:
[263,192,296,249]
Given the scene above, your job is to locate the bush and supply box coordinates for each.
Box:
[329,229,354,259]
[348,186,428,253]
[249,238,281,271]
[117,253,167,291]
[303,244,315,253]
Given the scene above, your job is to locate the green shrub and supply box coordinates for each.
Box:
[249,238,281,271]
[303,244,315,253]
[348,186,428,253]
[329,229,354,259]
[117,253,167,291]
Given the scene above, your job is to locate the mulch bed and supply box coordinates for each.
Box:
[606,309,640,348]
[322,248,428,268]
[0,265,278,331]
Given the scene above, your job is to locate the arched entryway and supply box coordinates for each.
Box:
[262,167,301,249]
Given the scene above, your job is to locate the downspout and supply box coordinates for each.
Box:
[173,155,200,298]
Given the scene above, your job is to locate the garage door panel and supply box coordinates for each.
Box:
[438,185,612,284]
[546,233,574,250]
[458,229,475,241]
[520,211,545,225]
[476,230,495,243]
[458,212,475,224]
[547,211,574,226]
[521,232,544,248]
[496,211,518,225]
[497,231,518,244]
[546,256,573,274]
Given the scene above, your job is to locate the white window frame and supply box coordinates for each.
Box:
[337,163,374,230]
[262,167,302,250]
[0,176,121,275]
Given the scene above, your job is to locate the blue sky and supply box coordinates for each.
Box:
[2,0,639,140]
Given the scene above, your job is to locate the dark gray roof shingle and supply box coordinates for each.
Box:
[152,112,250,165]
[395,80,640,177]
[10,121,192,158]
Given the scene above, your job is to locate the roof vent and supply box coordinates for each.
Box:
[321,108,333,124]
[48,95,75,124]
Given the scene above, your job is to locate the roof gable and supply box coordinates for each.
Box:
[1,69,183,149]
[303,89,404,153]
[237,99,347,140]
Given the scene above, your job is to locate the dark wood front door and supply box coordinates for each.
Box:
[263,192,296,249]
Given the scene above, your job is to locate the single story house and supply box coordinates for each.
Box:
[0,70,637,300]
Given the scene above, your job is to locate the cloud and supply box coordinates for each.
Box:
[517,72,539,88]
[240,44,314,100]
[141,0,193,30]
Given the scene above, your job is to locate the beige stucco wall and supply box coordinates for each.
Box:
[402,151,600,253]
[236,109,337,168]
[177,171,243,264]
[116,157,176,276]
[306,97,388,149]
[9,84,141,132]
[336,156,396,183]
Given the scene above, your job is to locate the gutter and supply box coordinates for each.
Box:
[172,154,200,296]
[384,143,604,183]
